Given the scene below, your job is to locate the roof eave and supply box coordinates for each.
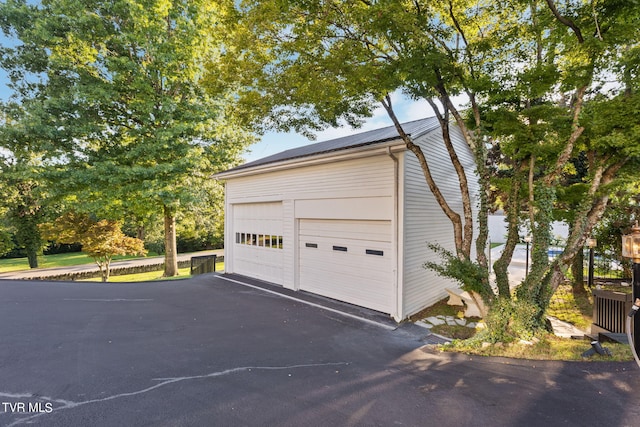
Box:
[215,139,406,180]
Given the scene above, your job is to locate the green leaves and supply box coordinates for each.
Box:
[2,0,253,239]
[40,211,146,281]
[1,1,254,276]
[584,92,640,157]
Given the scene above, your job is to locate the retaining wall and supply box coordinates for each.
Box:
[19,256,224,281]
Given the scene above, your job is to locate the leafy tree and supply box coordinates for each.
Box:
[0,215,14,257]
[0,131,47,268]
[0,68,52,267]
[5,177,43,267]
[175,179,226,251]
[483,0,640,331]
[40,212,146,282]
[590,187,640,278]
[222,0,640,340]
[0,0,253,276]
[132,180,226,254]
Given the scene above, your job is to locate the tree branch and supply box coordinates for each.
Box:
[544,0,584,43]
[381,94,465,258]
[427,91,474,258]
[543,85,587,186]
[547,158,628,291]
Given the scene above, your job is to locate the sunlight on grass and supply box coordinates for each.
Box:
[0,257,36,272]
[547,284,593,330]
[413,289,635,361]
[80,267,193,282]
[440,334,634,361]
[0,252,159,273]
[79,262,224,282]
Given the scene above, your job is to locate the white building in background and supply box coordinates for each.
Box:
[488,212,569,244]
[215,117,479,321]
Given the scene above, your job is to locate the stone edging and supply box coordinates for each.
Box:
[13,256,224,281]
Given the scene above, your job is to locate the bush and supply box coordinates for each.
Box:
[176,235,223,253]
[482,298,543,343]
[423,243,490,299]
[43,242,82,255]
[145,239,165,255]
[0,229,14,257]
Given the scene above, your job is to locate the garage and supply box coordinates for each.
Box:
[298,219,394,313]
[232,202,284,285]
[217,117,477,320]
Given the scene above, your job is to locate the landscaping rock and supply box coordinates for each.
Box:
[425,316,446,326]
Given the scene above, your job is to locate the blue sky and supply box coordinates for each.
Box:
[247,93,436,162]
[242,90,469,162]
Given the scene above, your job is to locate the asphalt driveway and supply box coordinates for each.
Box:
[1,274,639,426]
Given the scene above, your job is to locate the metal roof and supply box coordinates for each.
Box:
[226,116,440,173]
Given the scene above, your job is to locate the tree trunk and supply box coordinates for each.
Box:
[571,248,586,295]
[546,161,625,293]
[26,250,39,269]
[13,182,42,269]
[163,205,179,277]
[381,96,465,257]
[17,210,41,268]
[426,96,474,258]
[493,174,522,298]
[96,260,108,282]
[102,263,110,282]
[473,143,490,272]
[137,225,145,242]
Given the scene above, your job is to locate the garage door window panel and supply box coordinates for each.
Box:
[235,233,283,250]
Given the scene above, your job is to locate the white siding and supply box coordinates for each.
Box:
[283,199,295,287]
[225,155,394,202]
[401,126,479,317]
[225,155,396,292]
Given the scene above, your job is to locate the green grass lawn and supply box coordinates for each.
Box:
[0,252,158,273]
[79,261,225,282]
[0,252,223,284]
[412,284,636,361]
[547,284,593,330]
[80,267,193,282]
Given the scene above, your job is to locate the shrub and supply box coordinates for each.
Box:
[482,298,545,343]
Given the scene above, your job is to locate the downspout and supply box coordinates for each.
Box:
[223,182,232,274]
[387,147,401,321]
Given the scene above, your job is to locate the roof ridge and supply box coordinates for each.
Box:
[225,116,438,173]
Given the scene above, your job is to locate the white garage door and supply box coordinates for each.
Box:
[298,219,394,313]
[232,202,284,285]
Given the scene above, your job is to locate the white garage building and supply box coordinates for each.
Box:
[216,117,478,321]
